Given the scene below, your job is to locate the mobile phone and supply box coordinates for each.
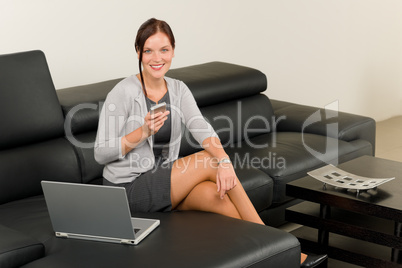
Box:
[150,102,167,115]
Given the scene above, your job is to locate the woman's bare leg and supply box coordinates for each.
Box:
[170,150,307,264]
[170,150,263,225]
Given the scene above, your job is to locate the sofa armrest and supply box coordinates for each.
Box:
[271,99,376,155]
[0,224,44,268]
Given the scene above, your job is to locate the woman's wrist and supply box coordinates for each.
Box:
[218,157,231,166]
[142,124,151,138]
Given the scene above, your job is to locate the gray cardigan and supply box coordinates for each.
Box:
[94,75,218,184]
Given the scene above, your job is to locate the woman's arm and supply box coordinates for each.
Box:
[178,82,236,198]
[202,136,237,199]
[94,89,128,164]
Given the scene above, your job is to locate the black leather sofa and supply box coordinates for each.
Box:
[0,50,375,267]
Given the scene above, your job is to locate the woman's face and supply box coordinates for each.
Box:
[139,32,174,81]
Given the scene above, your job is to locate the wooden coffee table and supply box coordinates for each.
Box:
[286,156,402,268]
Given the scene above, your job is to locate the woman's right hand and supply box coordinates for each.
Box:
[142,110,170,137]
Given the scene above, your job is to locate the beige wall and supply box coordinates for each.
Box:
[1,0,401,121]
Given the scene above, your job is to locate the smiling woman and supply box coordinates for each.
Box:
[95,17,261,221]
[94,17,326,267]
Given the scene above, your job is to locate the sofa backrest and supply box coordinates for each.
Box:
[179,94,274,156]
[0,51,81,204]
[166,62,267,107]
[0,51,65,149]
[57,78,124,136]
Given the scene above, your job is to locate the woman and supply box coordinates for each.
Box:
[95,18,326,267]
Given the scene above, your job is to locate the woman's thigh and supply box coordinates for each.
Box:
[170,150,217,208]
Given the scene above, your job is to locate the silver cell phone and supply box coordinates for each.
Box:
[150,102,167,115]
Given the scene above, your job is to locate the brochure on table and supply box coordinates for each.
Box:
[308,165,395,191]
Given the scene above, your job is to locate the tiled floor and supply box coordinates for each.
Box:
[280,115,402,267]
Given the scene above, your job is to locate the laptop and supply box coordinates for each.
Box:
[41,181,160,245]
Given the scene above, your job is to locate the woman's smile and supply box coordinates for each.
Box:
[150,64,165,71]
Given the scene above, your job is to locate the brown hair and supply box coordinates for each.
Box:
[135,18,175,97]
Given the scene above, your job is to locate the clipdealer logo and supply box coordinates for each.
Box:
[302,101,339,166]
[63,99,341,169]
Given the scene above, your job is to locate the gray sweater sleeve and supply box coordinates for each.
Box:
[94,86,127,165]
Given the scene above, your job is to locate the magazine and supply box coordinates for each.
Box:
[308,165,394,190]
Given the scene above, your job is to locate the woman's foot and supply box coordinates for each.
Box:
[301,254,328,267]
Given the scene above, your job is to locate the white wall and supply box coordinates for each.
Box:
[1,0,401,121]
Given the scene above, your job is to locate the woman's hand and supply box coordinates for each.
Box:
[121,110,169,156]
[142,110,170,137]
[216,162,237,199]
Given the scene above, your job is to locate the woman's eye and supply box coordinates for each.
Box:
[162,49,168,52]
[144,50,151,53]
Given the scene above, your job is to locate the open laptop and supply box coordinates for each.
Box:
[41,181,160,245]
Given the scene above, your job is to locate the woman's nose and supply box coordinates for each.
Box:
[152,52,162,62]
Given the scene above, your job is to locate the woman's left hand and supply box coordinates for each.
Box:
[216,162,237,199]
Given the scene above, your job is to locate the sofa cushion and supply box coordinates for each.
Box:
[0,50,65,150]
[66,131,104,184]
[225,132,373,204]
[0,138,81,204]
[234,165,273,212]
[0,196,54,245]
[0,197,300,268]
[0,225,44,268]
[0,177,291,268]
